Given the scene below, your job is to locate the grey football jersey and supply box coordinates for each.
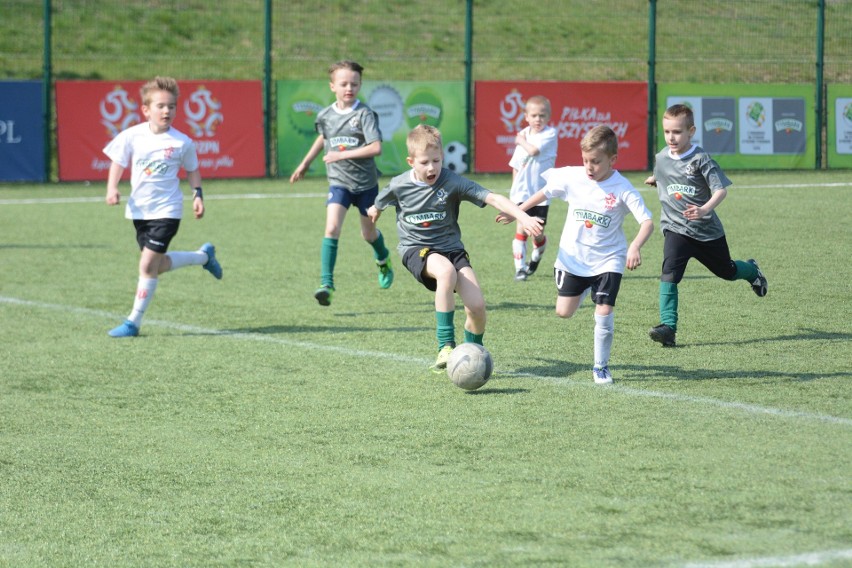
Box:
[654,144,731,241]
[315,100,381,192]
[375,168,491,256]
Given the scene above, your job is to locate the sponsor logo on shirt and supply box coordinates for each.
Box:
[574,209,611,229]
[404,212,446,227]
[329,136,359,151]
[137,158,169,176]
[666,184,696,200]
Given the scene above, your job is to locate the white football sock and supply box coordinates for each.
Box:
[165,250,207,271]
[512,236,527,271]
[594,312,614,369]
[127,277,158,327]
[531,237,547,262]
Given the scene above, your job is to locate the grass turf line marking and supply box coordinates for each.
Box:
[3,294,851,428]
[680,548,852,568]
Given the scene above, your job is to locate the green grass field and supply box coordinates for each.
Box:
[1,171,850,567]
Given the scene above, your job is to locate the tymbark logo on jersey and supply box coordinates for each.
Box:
[574,209,611,229]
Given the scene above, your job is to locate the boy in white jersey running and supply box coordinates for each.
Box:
[368,125,542,371]
[290,60,393,307]
[103,76,222,338]
[508,95,558,281]
[498,125,654,384]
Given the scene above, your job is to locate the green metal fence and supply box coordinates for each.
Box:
[2,0,850,178]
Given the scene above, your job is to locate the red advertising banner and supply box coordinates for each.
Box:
[55,80,265,181]
[474,81,648,172]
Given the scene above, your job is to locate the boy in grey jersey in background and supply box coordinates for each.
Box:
[645,104,767,347]
[290,60,393,307]
[368,125,542,371]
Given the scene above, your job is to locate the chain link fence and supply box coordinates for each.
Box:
[2,0,851,176]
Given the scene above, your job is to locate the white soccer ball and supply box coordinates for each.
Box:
[446,343,493,391]
[443,141,468,174]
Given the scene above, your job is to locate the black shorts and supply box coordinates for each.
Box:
[554,268,622,307]
[519,203,549,227]
[661,230,736,283]
[133,218,180,253]
[402,247,472,292]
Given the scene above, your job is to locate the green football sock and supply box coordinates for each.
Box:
[464,329,484,345]
[370,230,390,262]
[659,281,678,332]
[436,311,455,349]
[733,260,758,282]
[320,237,338,288]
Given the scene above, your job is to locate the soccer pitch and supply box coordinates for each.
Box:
[1,171,850,567]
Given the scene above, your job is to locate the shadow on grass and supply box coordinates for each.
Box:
[506,355,850,383]
[222,324,428,335]
[694,327,852,347]
[511,357,588,377]
[0,243,109,249]
[463,387,531,395]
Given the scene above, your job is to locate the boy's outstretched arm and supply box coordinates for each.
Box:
[290,135,325,183]
[486,192,543,237]
[494,190,546,224]
[626,219,654,270]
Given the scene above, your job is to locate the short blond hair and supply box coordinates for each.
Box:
[580,125,618,156]
[140,76,179,106]
[407,124,443,157]
[526,95,551,116]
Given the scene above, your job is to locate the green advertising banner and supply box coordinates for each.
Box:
[827,85,852,169]
[657,83,815,169]
[277,81,466,179]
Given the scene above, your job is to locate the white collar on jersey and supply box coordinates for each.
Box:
[668,143,697,160]
[332,99,361,115]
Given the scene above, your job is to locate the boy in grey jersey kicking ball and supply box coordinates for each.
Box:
[645,104,767,347]
[368,125,542,371]
[290,60,393,306]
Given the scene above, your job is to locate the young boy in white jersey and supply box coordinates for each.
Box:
[498,125,653,384]
[290,60,393,307]
[103,76,222,338]
[368,125,543,371]
[508,95,558,281]
[645,104,767,347]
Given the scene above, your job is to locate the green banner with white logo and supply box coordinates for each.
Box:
[277,81,466,179]
[827,85,852,169]
[657,83,815,169]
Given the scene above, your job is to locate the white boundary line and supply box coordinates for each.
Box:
[3,295,850,427]
[680,548,852,568]
[1,181,851,206]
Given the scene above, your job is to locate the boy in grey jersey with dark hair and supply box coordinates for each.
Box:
[368,125,542,371]
[290,60,393,307]
[645,104,767,347]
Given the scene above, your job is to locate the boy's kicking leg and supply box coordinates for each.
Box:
[315,203,347,306]
[108,243,220,337]
[360,213,394,290]
[426,254,460,371]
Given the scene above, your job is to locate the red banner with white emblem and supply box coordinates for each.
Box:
[55,80,265,181]
[474,81,648,172]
